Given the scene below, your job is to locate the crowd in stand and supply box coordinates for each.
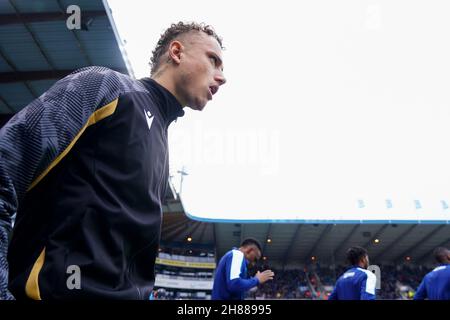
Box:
[248,268,310,299]
[377,265,431,299]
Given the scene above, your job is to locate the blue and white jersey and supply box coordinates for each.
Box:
[211,248,259,300]
[414,264,450,300]
[328,267,376,300]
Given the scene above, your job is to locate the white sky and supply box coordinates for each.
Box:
[107,0,450,223]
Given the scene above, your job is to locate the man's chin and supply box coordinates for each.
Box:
[188,101,208,111]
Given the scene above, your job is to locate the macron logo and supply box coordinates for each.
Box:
[144,109,154,131]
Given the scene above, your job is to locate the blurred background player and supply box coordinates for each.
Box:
[328,246,376,300]
[414,247,450,300]
[212,238,274,300]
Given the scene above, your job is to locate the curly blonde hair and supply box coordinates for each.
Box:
[149,21,223,75]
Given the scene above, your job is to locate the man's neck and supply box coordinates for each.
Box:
[357,263,366,269]
[151,73,184,106]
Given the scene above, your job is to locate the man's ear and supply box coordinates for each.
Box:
[168,40,183,65]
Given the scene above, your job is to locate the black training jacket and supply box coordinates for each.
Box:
[0,66,184,299]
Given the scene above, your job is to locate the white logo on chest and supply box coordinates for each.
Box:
[145,109,154,130]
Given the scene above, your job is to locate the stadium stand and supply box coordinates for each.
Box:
[153,247,216,300]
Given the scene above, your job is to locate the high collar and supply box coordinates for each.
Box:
[348,265,362,271]
[139,77,184,125]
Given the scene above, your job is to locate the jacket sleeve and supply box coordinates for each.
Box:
[413,278,427,300]
[360,272,376,300]
[0,66,121,300]
[225,251,259,294]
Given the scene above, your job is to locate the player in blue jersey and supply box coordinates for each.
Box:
[414,247,450,300]
[212,238,274,300]
[328,246,376,300]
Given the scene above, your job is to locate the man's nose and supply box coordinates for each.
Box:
[215,72,226,86]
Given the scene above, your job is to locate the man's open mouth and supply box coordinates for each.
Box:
[209,85,218,96]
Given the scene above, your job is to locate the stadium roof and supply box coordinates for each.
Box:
[161,210,450,267]
[0,0,133,119]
